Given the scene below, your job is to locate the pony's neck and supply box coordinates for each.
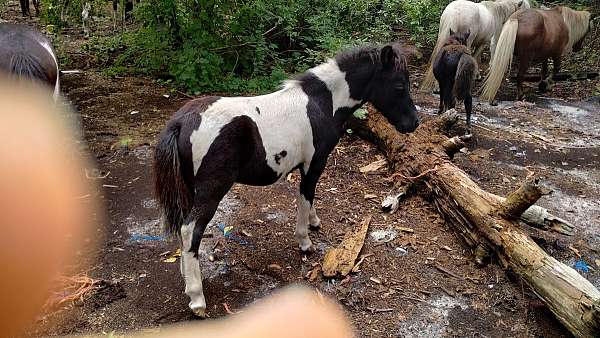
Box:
[308,59,364,116]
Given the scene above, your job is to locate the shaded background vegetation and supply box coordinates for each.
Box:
[37,0,600,94]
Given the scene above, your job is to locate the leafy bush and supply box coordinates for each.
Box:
[77,0,449,94]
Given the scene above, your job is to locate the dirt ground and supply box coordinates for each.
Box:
[3,2,600,337]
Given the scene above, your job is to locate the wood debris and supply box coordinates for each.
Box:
[322,215,372,277]
[359,159,387,173]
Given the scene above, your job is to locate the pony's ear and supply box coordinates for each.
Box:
[381,45,397,69]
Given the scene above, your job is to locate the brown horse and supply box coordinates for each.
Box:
[481,6,593,102]
[0,24,60,101]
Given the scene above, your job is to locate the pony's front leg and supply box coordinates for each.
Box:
[296,160,327,252]
[180,219,207,317]
[309,206,321,229]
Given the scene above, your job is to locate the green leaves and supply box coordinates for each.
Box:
[76,0,452,94]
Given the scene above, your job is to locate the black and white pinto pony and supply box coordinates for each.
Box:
[154,43,419,317]
[0,24,60,101]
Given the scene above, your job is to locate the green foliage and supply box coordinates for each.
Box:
[77,0,451,94]
[40,0,106,28]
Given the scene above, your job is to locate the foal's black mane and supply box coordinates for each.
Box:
[291,44,408,84]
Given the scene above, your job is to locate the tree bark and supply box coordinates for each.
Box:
[347,108,600,338]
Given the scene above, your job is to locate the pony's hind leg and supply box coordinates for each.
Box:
[296,159,328,252]
[180,217,207,317]
[181,176,234,317]
[464,94,473,134]
[438,83,446,114]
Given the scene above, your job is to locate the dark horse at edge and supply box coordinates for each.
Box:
[153,43,419,317]
[0,24,60,100]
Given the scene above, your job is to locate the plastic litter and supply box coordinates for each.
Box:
[218,223,248,245]
[574,259,590,273]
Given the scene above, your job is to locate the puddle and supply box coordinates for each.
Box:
[397,295,468,337]
[476,98,600,148]
[265,210,289,225]
[197,194,243,279]
[125,217,164,242]
[132,145,153,163]
[141,198,159,209]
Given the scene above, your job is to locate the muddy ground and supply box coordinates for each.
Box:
[3,2,600,337]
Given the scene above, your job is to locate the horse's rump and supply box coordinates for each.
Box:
[454,53,478,101]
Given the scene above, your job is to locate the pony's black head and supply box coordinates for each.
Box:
[368,44,419,133]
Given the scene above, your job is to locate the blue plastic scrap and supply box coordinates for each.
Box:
[574,259,590,273]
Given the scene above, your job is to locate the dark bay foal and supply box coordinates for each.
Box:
[154,43,419,317]
[433,30,478,133]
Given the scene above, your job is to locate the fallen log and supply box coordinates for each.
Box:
[510,72,599,82]
[347,108,600,338]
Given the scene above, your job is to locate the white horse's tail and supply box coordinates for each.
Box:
[480,18,519,102]
[421,19,452,92]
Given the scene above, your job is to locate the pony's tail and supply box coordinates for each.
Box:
[153,120,192,237]
[421,19,452,92]
[481,18,519,102]
[454,53,478,101]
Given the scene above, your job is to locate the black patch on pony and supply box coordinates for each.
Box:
[189,115,280,255]
[255,107,261,115]
[274,150,287,165]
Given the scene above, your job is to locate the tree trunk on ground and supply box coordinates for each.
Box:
[512,72,599,82]
[347,108,600,338]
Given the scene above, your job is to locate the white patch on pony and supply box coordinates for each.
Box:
[190,82,315,177]
[309,205,321,228]
[295,195,312,251]
[36,38,60,101]
[180,220,207,317]
[309,59,361,114]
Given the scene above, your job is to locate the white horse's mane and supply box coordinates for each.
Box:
[560,6,592,53]
[482,0,529,23]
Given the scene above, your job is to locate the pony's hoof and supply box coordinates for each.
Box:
[309,220,321,231]
[191,306,208,318]
[300,242,316,254]
[490,100,498,106]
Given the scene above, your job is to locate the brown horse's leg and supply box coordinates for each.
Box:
[516,58,530,101]
[548,56,561,92]
[539,60,550,93]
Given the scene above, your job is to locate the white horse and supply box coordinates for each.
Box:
[421,0,530,92]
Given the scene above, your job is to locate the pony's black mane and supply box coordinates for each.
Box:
[9,54,50,83]
[291,44,407,84]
